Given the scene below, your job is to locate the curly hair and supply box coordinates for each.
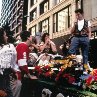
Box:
[41,33,49,42]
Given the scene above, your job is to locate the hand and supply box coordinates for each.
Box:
[31,43,35,46]
[45,38,50,44]
[50,41,55,46]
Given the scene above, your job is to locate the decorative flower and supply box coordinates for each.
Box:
[55,69,63,81]
[68,76,75,84]
[42,65,51,71]
[90,69,97,76]
[86,76,93,86]
[63,74,75,84]
[31,55,97,93]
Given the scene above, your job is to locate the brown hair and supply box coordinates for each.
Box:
[75,9,83,14]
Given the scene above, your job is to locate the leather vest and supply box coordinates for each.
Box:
[74,19,88,37]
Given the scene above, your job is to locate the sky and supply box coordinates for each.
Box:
[0,0,2,18]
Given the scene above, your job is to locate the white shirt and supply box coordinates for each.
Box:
[72,19,91,31]
[0,44,19,74]
[78,19,91,31]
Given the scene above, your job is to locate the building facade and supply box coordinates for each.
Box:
[26,0,97,40]
[0,0,28,34]
[0,0,97,39]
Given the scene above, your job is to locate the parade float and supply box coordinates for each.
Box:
[27,55,97,97]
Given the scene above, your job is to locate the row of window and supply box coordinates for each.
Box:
[29,0,83,21]
[29,5,71,36]
[29,0,49,22]
[29,0,83,36]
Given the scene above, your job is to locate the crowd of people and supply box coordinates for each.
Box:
[0,8,92,97]
[0,28,58,97]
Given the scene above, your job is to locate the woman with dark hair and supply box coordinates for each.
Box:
[40,33,57,54]
[0,27,17,97]
[38,33,57,65]
[41,33,49,43]
[0,27,8,45]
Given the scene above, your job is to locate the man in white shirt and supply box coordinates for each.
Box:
[68,9,91,73]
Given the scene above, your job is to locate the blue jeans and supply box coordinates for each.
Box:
[68,37,90,64]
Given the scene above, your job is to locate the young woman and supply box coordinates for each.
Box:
[38,33,57,66]
[0,27,17,97]
[40,33,57,54]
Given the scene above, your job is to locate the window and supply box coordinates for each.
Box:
[30,8,37,22]
[39,18,49,33]
[53,5,71,33]
[30,0,37,7]
[57,0,63,3]
[30,25,36,36]
[58,9,68,32]
[40,0,49,15]
[76,0,83,10]
[44,1,48,12]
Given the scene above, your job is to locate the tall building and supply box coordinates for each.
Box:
[0,0,28,34]
[27,0,72,39]
[1,0,97,39]
[26,0,97,40]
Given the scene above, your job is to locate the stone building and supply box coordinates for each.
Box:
[25,0,97,56]
[1,0,97,39]
[26,0,97,40]
[0,0,28,34]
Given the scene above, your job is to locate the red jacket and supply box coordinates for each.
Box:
[16,42,30,74]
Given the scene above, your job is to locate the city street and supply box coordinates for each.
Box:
[0,0,97,97]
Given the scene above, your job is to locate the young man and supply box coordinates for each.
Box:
[16,31,37,79]
[68,9,91,72]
